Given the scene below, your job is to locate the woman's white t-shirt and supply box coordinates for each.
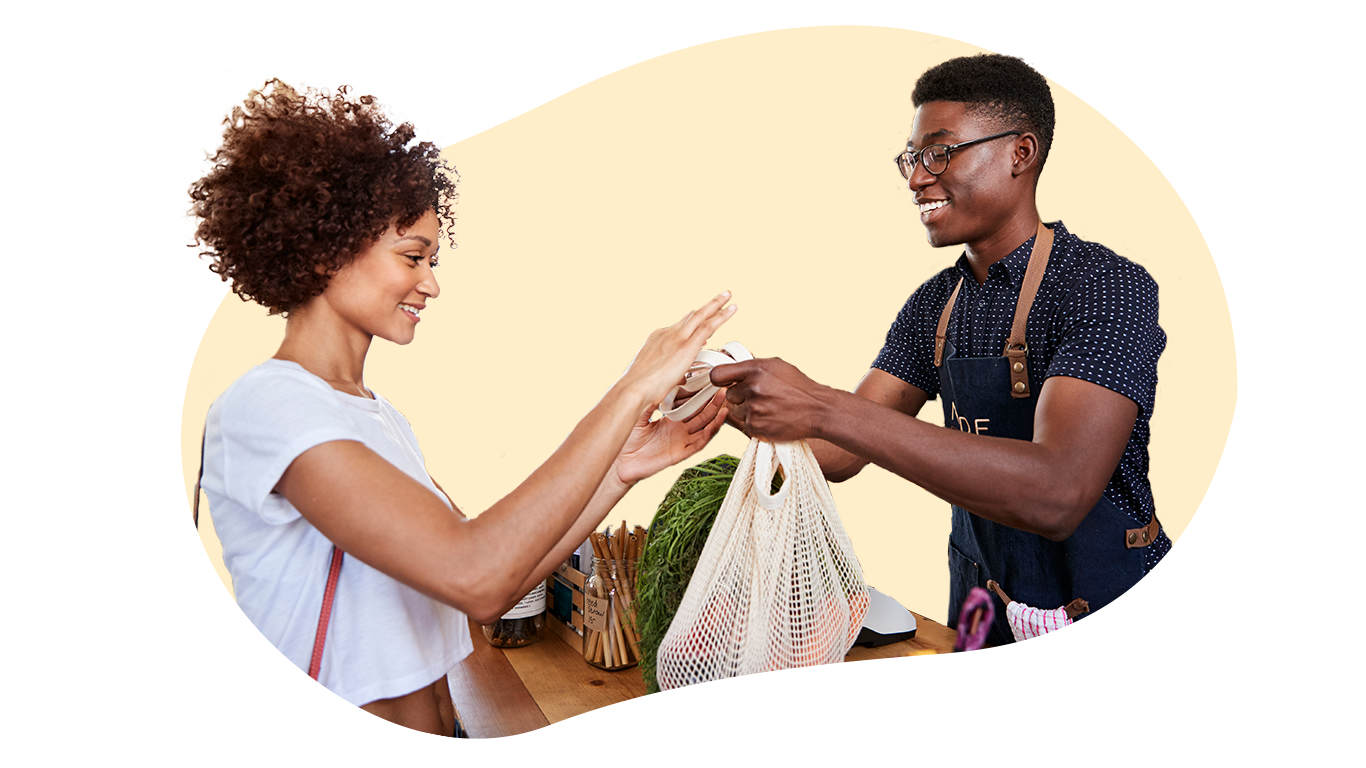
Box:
[201,359,472,706]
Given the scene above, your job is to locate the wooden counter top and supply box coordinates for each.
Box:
[448,611,956,738]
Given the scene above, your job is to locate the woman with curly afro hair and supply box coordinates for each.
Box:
[190,80,736,735]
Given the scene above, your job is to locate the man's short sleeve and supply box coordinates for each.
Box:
[208,367,364,524]
[872,275,951,399]
[1045,257,1165,415]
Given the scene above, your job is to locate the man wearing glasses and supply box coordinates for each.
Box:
[710,54,1169,646]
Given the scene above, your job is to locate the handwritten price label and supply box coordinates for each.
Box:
[583,593,609,634]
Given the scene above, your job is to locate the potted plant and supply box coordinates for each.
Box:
[173,554,243,737]
[173,44,288,169]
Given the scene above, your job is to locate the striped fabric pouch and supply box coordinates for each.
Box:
[994,579,1087,669]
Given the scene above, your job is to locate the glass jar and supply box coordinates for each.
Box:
[582,556,639,670]
[481,581,546,648]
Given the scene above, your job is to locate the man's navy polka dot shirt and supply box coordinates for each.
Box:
[872,221,1170,571]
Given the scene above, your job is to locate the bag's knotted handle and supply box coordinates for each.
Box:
[752,441,795,511]
[660,341,753,421]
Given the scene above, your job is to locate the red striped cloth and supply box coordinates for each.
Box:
[1004,600,1073,642]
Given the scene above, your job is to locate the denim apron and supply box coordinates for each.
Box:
[934,223,1166,646]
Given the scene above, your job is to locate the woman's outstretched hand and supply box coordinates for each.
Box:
[614,390,729,485]
[618,291,737,408]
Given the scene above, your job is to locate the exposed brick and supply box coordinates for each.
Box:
[1223,133,1262,161]
[1229,409,1256,434]
[1218,467,1256,489]
[1229,299,1256,322]
[1163,143,1218,173]
[1152,97,1218,127]
[1191,113,1245,143]
[1147,49,1202,79]
[1120,37,1174,67]
[1207,217,1251,240]
[1229,188,1256,215]
[1098,74,1141,101]
[1229,78,1256,106]
[1185,198,1218,220]
[1207,486,1251,511]
[1092,37,1136,57]
[1120,112,1152,135]
[1196,161,1256,192]
[1223,442,1251,467]
[1185,64,1240,93]
[1125,82,1180,113]
[1070,56,1114,87]
[1136,129,1180,154]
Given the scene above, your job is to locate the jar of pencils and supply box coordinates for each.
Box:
[582,528,642,670]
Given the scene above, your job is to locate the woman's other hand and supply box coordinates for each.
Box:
[618,291,737,407]
[614,390,728,485]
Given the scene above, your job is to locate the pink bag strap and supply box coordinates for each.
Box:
[172,423,346,737]
[308,546,345,680]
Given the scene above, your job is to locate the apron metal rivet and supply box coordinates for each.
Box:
[1012,362,1024,373]
[1013,381,1026,393]
[1127,532,1138,545]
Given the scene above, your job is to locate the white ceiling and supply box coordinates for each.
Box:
[442,36,721,69]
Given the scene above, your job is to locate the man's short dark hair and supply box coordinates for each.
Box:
[912,54,1055,174]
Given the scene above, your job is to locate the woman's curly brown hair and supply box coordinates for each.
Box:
[189,80,458,315]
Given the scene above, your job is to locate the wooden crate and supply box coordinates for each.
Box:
[1191,628,1251,699]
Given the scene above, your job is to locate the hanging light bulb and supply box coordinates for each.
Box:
[551,43,579,81]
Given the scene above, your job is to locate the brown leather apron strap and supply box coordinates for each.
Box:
[1125,513,1162,549]
[1005,222,1054,399]
[933,278,965,367]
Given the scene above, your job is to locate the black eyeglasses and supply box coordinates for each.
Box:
[894,130,1021,179]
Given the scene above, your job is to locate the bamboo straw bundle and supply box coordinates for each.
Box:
[581,523,647,669]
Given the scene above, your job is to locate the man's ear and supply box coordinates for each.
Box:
[1011,133,1041,178]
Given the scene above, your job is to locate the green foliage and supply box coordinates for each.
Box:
[173,554,243,688]
[635,453,782,693]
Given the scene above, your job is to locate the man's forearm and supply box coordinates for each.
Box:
[813,388,1101,540]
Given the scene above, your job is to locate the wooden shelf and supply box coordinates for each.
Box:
[1174,543,1256,598]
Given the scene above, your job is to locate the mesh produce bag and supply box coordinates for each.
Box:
[654,437,869,690]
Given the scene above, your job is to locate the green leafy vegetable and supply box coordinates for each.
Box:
[635,453,781,693]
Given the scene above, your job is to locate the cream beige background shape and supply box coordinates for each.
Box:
[182,26,1234,626]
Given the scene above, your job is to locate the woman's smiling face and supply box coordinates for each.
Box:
[318,209,442,346]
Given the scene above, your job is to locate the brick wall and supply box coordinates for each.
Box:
[1065,38,1256,522]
